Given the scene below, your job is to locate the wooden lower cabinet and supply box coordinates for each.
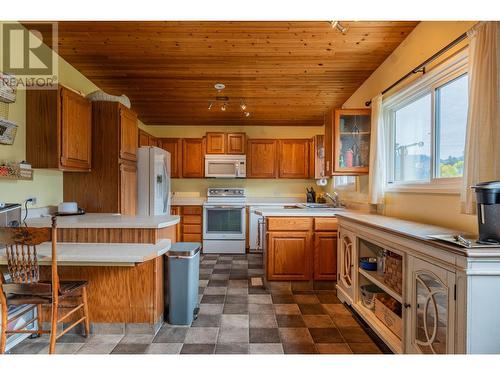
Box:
[314,232,337,280]
[267,231,312,281]
[265,217,338,281]
[170,205,203,242]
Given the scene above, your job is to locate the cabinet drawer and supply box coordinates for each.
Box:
[182,206,202,215]
[314,217,338,231]
[183,224,202,234]
[183,215,202,225]
[183,233,202,242]
[267,217,312,231]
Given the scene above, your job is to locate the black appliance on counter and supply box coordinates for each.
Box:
[473,181,500,244]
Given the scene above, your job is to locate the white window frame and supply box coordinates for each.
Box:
[383,49,468,194]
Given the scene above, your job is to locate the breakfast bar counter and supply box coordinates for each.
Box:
[2,213,181,332]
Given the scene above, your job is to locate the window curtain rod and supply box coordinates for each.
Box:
[364,32,468,107]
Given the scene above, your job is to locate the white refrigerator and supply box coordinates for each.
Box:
[137,146,171,216]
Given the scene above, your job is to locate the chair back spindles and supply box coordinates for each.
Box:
[0,219,54,292]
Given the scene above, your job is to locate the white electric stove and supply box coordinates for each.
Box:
[202,188,247,254]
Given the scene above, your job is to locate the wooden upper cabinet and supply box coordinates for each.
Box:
[267,231,312,281]
[182,138,205,178]
[247,139,278,178]
[226,133,246,154]
[324,109,334,176]
[119,161,137,215]
[159,138,182,178]
[119,107,138,161]
[148,136,158,147]
[59,87,92,171]
[138,130,150,147]
[278,139,310,178]
[26,86,92,171]
[333,108,371,175]
[314,232,337,281]
[206,132,226,154]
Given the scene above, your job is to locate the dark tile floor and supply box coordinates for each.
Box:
[8,253,383,355]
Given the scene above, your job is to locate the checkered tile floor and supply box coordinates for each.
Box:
[8,253,383,354]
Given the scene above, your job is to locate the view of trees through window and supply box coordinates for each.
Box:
[392,73,468,183]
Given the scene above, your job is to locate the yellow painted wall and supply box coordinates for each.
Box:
[340,21,478,233]
[0,21,100,207]
[140,123,325,197]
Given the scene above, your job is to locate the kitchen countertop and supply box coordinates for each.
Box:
[171,195,310,207]
[336,211,500,257]
[255,207,344,217]
[26,213,180,229]
[0,239,172,266]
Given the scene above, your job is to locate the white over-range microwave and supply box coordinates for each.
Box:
[204,154,246,178]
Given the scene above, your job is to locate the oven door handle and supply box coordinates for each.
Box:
[204,205,245,209]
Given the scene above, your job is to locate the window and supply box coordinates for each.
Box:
[385,51,468,191]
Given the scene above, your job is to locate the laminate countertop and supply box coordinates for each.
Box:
[336,212,500,258]
[255,207,345,217]
[170,196,306,206]
[0,239,172,266]
[25,213,180,229]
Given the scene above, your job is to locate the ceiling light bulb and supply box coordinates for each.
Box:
[330,21,348,33]
[244,112,250,117]
[240,101,247,111]
[208,101,213,110]
[221,103,227,111]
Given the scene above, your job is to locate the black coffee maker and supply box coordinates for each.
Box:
[472,181,500,245]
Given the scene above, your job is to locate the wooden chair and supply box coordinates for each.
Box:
[0,216,90,354]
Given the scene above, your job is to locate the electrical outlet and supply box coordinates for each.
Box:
[26,196,37,205]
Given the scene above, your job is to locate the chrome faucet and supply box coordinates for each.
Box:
[324,191,343,208]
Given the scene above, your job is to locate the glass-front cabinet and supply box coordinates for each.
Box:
[406,256,456,354]
[337,228,357,303]
[334,109,371,174]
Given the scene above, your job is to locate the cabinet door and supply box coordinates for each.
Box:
[119,162,137,215]
[148,136,158,147]
[406,256,455,354]
[159,138,182,178]
[206,132,226,154]
[171,206,182,242]
[267,231,312,281]
[59,87,92,171]
[182,138,204,178]
[227,133,246,154]
[278,139,309,178]
[119,107,138,161]
[324,109,334,176]
[334,109,371,174]
[247,139,277,178]
[138,130,150,147]
[314,232,337,281]
[337,228,356,303]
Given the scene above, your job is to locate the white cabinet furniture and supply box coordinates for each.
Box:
[406,257,456,354]
[337,228,356,304]
[336,212,500,354]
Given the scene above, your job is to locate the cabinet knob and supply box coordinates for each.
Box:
[404,303,411,309]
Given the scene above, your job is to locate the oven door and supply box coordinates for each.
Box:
[203,205,246,240]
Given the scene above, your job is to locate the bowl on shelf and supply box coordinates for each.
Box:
[359,257,378,271]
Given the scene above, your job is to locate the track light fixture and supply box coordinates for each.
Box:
[207,83,251,117]
[330,21,348,33]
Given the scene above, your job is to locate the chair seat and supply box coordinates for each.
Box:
[6,280,88,306]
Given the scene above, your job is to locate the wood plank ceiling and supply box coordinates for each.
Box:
[32,21,418,126]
